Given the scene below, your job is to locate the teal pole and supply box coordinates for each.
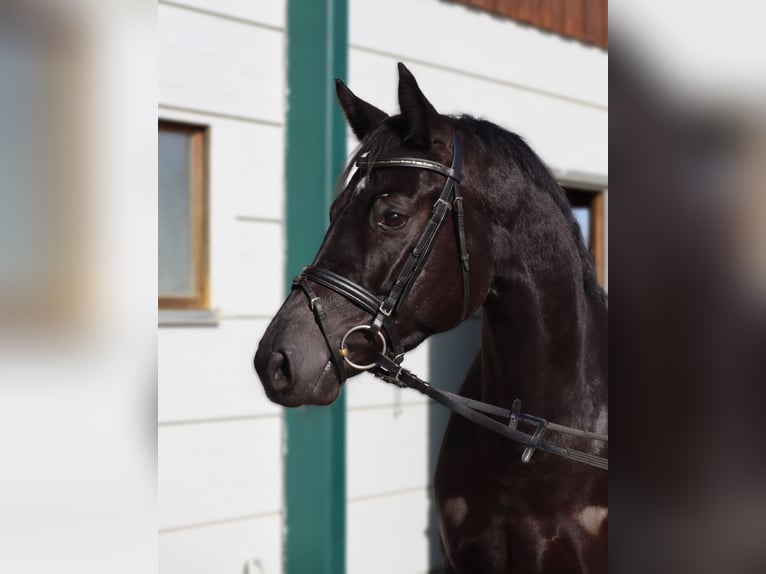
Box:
[284,0,347,573]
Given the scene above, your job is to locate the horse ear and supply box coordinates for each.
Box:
[335,79,389,141]
[397,62,446,148]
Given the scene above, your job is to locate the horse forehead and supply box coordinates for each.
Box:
[354,164,437,194]
[331,159,446,221]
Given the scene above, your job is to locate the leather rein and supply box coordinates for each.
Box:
[293,132,608,471]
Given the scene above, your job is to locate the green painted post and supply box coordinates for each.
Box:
[284,0,347,573]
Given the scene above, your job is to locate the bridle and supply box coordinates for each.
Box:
[295,132,468,375]
[293,131,608,470]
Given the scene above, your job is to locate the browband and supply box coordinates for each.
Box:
[356,157,462,182]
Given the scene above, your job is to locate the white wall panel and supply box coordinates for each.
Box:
[159,418,282,529]
[226,125,284,221]
[349,49,608,176]
[230,221,284,317]
[349,0,607,108]
[161,0,286,29]
[344,341,431,409]
[158,3,287,573]
[159,4,284,122]
[347,404,431,499]
[347,490,440,574]
[160,513,283,574]
[158,319,278,422]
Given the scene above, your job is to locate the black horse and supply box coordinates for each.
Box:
[255,64,607,574]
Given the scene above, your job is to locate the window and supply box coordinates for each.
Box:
[565,188,606,286]
[158,121,209,309]
[448,0,608,49]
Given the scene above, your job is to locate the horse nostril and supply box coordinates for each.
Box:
[267,351,292,392]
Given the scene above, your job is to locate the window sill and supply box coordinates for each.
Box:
[159,308,220,327]
[553,168,608,191]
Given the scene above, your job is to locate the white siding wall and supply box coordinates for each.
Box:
[345,0,607,572]
[158,2,286,573]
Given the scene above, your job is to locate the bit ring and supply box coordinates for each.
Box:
[339,325,387,370]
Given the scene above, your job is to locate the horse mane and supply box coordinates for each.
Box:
[339,115,607,304]
[453,116,607,304]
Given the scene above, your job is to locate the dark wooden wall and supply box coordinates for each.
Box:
[449,0,608,49]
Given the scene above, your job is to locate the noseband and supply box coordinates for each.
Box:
[291,131,608,470]
[294,131,469,381]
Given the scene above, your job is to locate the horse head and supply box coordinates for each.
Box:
[254,64,492,406]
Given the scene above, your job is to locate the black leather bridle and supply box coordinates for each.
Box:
[292,131,608,470]
[294,131,468,379]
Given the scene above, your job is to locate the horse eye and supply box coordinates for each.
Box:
[381,211,407,228]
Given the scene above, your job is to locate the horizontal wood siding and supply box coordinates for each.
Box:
[450,0,608,48]
[158,320,280,422]
[347,490,439,574]
[158,3,284,122]
[159,2,286,572]
[348,49,608,175]
[350,0,608,108]
[159,0,286,29]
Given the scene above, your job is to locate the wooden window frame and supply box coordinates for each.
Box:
[565,188,606,287]
[158,120,210,310]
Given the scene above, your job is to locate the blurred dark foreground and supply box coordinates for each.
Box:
[609,7,766,572]
[0,1,764,573]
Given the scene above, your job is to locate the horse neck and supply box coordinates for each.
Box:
[479,188,605,425]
